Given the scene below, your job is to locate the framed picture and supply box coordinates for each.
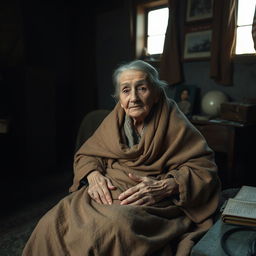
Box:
[184,30,212,60]
[186,0,214,22]
[174,85,199,117]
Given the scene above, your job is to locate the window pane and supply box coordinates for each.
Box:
[147,35,165,54]
[148,8,169,36]
[236,26,256,54]
[237,0,256,26]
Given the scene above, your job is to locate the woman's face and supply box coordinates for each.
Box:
[180,90,189,101]
[118,70,158,123]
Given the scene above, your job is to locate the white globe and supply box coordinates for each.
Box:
[201,90,228,116]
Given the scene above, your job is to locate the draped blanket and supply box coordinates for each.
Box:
[23,94,221,256]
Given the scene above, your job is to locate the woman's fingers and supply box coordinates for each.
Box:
[118,173,142,201]
[119,178,169,206]
[87,172,115,205]
[120,188,162,205]
[96,185,109,205]
[120,191,143,205]
[118,185,139,201]
[128,173,143,182]
[89,186,108,205]
[92,182,111,205]
[106,178,116,190]
[101,182,114,205]
[91,191,103,204]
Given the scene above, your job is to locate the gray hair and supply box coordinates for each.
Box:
[112,60,168,99]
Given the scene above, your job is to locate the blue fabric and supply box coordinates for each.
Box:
[191,219,256,256]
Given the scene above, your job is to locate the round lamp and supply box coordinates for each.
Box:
[201,90,228,117]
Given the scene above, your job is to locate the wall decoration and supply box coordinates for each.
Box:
[186,0,214,22]
[174,84,199,117]
[184,29,212,60]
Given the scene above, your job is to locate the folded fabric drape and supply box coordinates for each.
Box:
[252,6,256,50]
[160,0,183,86]
[210,0,236,86]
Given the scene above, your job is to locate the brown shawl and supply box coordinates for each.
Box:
[23,93,220,256]
[72,93,220,251]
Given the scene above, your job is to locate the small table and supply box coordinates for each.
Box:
[191,119,256,188]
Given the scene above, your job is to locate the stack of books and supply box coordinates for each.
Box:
[222,185,256,227]
[191,185,256,256]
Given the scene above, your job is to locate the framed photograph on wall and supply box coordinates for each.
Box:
[174,84,199,117]
[186,0,214,22]
[184,29,212,60]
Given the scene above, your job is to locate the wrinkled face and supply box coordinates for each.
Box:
[118,70,158,122]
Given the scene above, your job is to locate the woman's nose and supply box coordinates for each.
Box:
[130,89,139,101]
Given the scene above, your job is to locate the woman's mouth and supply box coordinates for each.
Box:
[129,105,142,109]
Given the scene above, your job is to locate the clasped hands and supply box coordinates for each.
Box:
[87,171,178,206]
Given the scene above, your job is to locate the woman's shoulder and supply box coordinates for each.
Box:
[166,98,192,125]
[166,97,179,110]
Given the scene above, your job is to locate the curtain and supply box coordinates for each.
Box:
[210,0,236,86]
[159,0,183,86]
[252,5,256,50]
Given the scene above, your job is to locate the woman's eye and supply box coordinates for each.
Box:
[122,88,130,94]
[138,87,147,92]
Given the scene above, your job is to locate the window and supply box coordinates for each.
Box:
[135,0,256,58]
[147,7,169,55]
[135,0,168,58]
[235,0,256,55]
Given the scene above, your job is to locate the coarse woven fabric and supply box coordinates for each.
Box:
[22,92,221,256]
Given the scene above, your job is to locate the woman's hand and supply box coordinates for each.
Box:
[87,171,116,205]
[118,173,179,206]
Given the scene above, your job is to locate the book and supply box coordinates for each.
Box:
[221,185,256,227]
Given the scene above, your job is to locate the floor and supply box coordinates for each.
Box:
[0,171,72,256]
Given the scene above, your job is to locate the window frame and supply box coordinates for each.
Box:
[135,0,168,59]
[134,0,256,63]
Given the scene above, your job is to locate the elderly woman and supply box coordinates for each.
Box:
[23,60,221,256]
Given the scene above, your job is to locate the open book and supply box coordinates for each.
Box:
[222,185,256,227]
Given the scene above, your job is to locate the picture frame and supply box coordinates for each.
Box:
[183,29,212,60]
[186,0,214,22]
[174,84,199,117]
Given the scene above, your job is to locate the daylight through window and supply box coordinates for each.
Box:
[235,0,256,54]
[147,7,169,55]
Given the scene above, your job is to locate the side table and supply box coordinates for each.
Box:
[191,119,256,188]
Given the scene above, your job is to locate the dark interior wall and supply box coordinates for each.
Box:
[20,0,98,173]
[20,0,74,176]
[96,4,134,110]
[0,0,98,211]
[182,61,256,104]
